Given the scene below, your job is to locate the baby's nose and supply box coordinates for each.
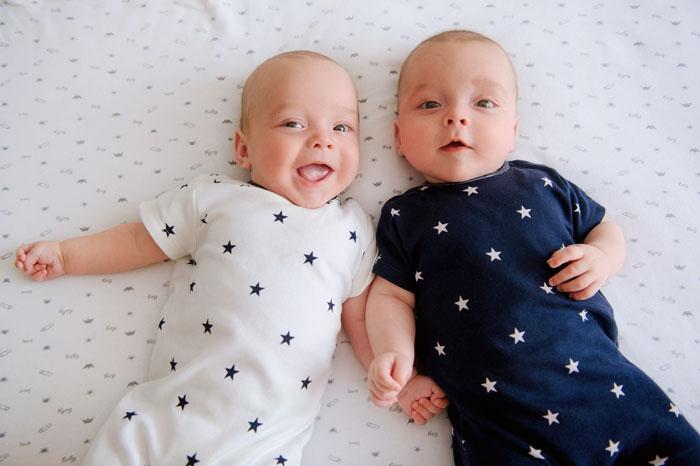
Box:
[445,116,469,126]
[313,140,334,149]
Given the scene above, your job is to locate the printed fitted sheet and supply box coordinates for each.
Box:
[1,1,698,465]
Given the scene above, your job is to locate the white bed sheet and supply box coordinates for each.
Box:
[1,1,698,465]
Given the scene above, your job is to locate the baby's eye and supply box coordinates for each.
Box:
[475,99,495,109]
[334,123,352,133]
[418,100,441,109]
[285,121,303,129]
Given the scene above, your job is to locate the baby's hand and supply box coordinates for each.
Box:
[397,374,449,425]
[367,352,412,408]
[15,241,66,281]
[547,243,612,300]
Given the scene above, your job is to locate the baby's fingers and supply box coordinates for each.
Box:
[370,391,397,407]
[569,282,601,301]
[418,397,442,415]
[547,244,584,269]
[15,243,31,259]
[372,370,402,393]
[15,244,33,271]
[410,408,427,426]
[555,271,595,293]
[549,261,589,287]
[30,267,49,282]
[411,399,434,421]
[430,396,450,409]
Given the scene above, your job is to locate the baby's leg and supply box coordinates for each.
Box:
[449,408,557,466]
[81,386,153,466]
[609,366,700,465]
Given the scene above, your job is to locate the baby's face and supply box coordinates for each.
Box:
[396,39,519,183]
[235,58,360,209]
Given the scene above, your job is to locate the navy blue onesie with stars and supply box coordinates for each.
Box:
[373,160,700,465]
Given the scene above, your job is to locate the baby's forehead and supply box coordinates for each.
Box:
[248,56,354,103]
[400,38,517,97]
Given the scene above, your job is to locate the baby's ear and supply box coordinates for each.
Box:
[510,116,520,152]
[393,119,402,155]
[234,130,251,169]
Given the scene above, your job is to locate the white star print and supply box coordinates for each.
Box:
[481,378,497,393]
[610,383,625,399]
[390,208,400,217]
[415,271,423,282]
[540,282,554,294]
[605,440,620,457]
[574,203,581,214]
[579,309,588,322]
[543,410,560,425]
[648,455,669,466]
[433,221,448,235]
[454,296,469,311]
[419,186,429,191]
[528,446,545,459]
[565,358,579,374]
[434,342,446,356]
[510,328,525,344]
[517,205,532,219]
[669,403,680,417]
[486,248,502,261]
[542,177,553,188]
[463,186,478,196]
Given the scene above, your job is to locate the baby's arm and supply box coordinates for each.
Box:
[15,223,167,281]
[341,286,374,371]
[398,374,449,425]
[547,215,625,300]
[365,276,416,407]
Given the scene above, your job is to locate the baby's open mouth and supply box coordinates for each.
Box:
[297,163,332,183]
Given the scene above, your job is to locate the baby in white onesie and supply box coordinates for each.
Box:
[16,51,402,466]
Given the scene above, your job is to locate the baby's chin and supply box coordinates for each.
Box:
[272,186,341,209]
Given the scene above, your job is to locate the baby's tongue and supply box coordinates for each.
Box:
[297,164,331,182]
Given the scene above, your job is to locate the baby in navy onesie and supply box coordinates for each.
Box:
[17,51,389,466]
[366,30,700,465]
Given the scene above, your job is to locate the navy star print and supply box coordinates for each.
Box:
[222,241,235,253]
[304,251,317,265]
[273,211,287,223]
[373,160,700,464]
[248,417,262,433]
[123,411,137,421]
[280,331,294,345]
[120,178,379,465]
[162,223,175,237]
[202,319,213,334]
[225,364,239,380]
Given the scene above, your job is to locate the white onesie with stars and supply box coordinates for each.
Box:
[81,175,376,466]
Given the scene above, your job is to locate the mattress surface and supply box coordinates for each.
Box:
[1,1,698,465]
